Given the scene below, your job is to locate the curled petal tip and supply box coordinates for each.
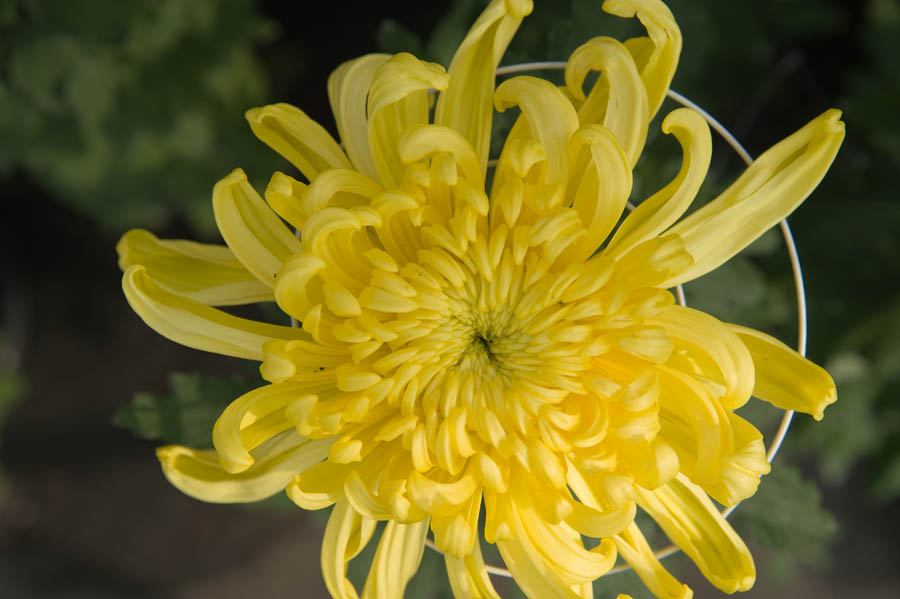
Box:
[505,0,534,19]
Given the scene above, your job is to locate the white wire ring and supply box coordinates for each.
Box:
[421,61,807,579]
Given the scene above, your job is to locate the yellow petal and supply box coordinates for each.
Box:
[117,229,272,306]
[264,171,308,230]
[603,0,681,119]
[435,0,533,172]
[407,469,479,517]
[494,76,580,190]
[565,499,636,539]
[273,253,326,323]
[730,324,837,420]
[343,469,393,520]
[444,533,500,599]
[328,54,392,181]
[496,501,593,599]
[321,499,377,599]
[368,53,449,188]
[213,381,331,473]
[655,365,722,486]
[213,168,302,288]
[361,519,429,599]
[607,108,712,257]
[612,234,693,290]
[663,109,845,287]
[431,490,481,558]
[617,438,680,490]
[613,522,691,599]
[651,305,754,410]
[399,124,483,186]
[565,36,649,166]
[122,265,304,360]
[287,459,350,510]
[636,475,756,594]
[156,432,333,503]
[302,207,376,293]
[303,168,383,216]
[704,411,771,507]
[563,125,632,263]
[245,103,351,182]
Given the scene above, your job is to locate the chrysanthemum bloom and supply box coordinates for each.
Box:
[118,0,843,597]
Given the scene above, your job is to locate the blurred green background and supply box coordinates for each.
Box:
[1,0,898,597]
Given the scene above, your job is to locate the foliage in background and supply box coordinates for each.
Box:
[789,0,900,501]
[113,372,256,449]
[0,0,283,235]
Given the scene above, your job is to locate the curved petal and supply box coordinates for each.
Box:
[435,0,533,172]
[729,324,837,420]
[343,470,393,520]
[431,490,482,558]
[362,519,429,599]
[704,411,770,507]
[496,500,593,599]
[602,0,681,119]
[264,171,308,231]
[322,499,377,599]
[636,475,756,594]
[663,109,845,287]
[565,500,636,539]
[156,433,333,503]
[303,168,384,216]
[518,506,617,585]
[328,53,392,181]
[213,381,338,473]
[444,533,500,599]
[368,53,449,188]
[606,108,712,258]
[245,103,351,182]
[407,469,479,517]
[494,76,580,190]
[655,365,723,487]
[611,234,693,291]
[563,125,632,263]
[287,459,350,510]
[399,124,483,186]
[301,207,376,294]
[651,305,754,410]
[213,169,303,288]
[122,265,305,360]
[117,229,272,305]
[613,522,691,599]
[565,36,649,166]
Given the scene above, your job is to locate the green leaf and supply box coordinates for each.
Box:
[113,372,257,448]
[732,463,836,578]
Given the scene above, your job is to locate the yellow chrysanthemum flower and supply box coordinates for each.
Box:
[117,0,843,597]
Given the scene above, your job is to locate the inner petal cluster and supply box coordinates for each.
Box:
[255,123,693,560]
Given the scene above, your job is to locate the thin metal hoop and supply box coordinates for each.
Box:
[423,61,808,579]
